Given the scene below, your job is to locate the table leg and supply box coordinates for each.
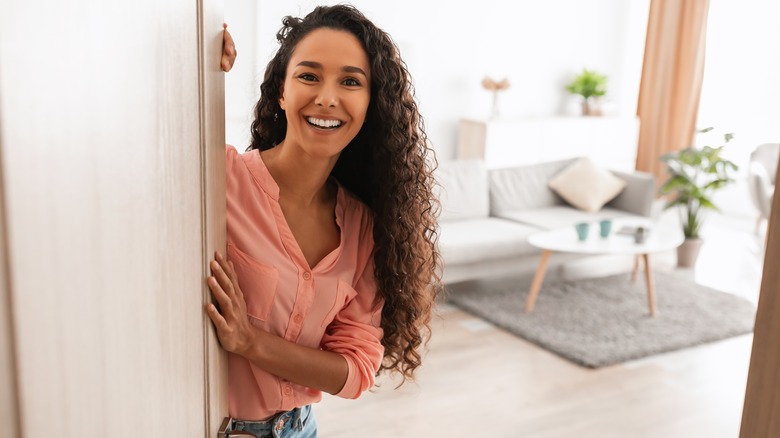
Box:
[631,255,640,283]
[526,250,553,313]
[642,253,656,317]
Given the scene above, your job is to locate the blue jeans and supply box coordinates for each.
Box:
[229,405,316,438]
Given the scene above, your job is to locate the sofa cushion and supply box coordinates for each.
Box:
[548,157,627,212]
[435,159,490,222]
[495,206,635,231]
[605,170,656,217]
[489,158,577,215]
[438,218,540,265]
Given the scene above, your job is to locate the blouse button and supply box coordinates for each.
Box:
[294,314,303,324]
[302,271,311,280]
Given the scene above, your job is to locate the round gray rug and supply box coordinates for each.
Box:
[446,271,757,368]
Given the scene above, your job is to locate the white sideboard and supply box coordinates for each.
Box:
[457,117,640,171]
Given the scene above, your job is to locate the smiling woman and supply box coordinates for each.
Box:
[209,4,441,437]
[277,28,371,161]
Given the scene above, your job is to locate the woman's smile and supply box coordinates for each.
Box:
[305,116,344,130]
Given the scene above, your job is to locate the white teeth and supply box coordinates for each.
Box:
[306,117,342,128]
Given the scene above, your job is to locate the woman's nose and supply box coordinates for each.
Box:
[315,85,338,107]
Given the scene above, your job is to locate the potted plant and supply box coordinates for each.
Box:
[659,127,738,267]
[565,68,608,116]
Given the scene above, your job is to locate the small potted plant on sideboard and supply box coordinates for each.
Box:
[565,68,608,116]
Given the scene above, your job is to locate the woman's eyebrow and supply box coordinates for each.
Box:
[296,61,367,77]
[296,60,321,69]
[342,66,367,77]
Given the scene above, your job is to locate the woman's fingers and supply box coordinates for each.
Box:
[224,260,245,301]
[221,24,237,72]
[211,256,235,298]
[209,251,246,314]
[205,257,250,354]
[221,55,233,72]
[205,252,256,355]
[224,29,236,55]
[205,303,227,330]
[207,275,232,312]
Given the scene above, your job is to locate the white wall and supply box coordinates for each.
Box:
[225,0,260,151]
[225,0,651,159]
[696,0,780,219]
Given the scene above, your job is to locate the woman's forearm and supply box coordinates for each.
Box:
[206,253,350,395]
[239,326,349,395]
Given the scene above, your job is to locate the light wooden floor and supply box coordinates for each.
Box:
[315,213,766,437]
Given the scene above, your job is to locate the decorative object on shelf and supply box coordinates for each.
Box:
[481,76,510,119]
[565,68,608,116]
[659,127,738,267]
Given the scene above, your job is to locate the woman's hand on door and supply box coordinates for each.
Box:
[221,23,237,72]
[205,250,256,356]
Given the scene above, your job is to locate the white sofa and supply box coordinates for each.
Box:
[435,158,657,284]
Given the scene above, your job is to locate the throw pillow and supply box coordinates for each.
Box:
[548,157,626,212]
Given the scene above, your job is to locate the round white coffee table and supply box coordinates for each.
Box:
[525,220,684,316]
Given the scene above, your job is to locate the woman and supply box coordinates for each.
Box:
[207,5,441,437]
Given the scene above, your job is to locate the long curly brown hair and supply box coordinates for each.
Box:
[247,4,441,383]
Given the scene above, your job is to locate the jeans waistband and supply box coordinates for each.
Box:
[231,405,310,435]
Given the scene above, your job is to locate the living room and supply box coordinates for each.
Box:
[224,1,779,436]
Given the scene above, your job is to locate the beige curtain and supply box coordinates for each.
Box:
[635,0,710,182]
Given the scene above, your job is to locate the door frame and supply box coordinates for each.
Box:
[198,0,229,435]
[740,155,780,436]
[0,110,21,438]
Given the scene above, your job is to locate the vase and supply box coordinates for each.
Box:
[580,97,603,116]
[490,91,501,119]
[677,238,703,267]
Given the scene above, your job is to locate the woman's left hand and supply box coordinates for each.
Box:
[221,23,237,72]
[205,251,256,355]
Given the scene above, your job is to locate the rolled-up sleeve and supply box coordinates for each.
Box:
[321,218,385,399]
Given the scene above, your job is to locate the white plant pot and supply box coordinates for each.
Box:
[677,238,704,268]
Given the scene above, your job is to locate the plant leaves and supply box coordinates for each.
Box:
[659,174,692,194]
[704,178,731,191]
[698,197,718,210]
[659,127,737,237]
[565,68,608,98]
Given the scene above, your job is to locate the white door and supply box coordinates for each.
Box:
[0,0,228,436]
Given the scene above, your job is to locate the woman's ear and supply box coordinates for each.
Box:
[278,83,286,110]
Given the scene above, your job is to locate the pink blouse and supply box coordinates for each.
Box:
[225,145,385,421]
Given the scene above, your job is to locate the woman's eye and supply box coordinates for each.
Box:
[343,78,361,86]
[299,73,317,82]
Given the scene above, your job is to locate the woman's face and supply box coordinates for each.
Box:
[279,28,371,160]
